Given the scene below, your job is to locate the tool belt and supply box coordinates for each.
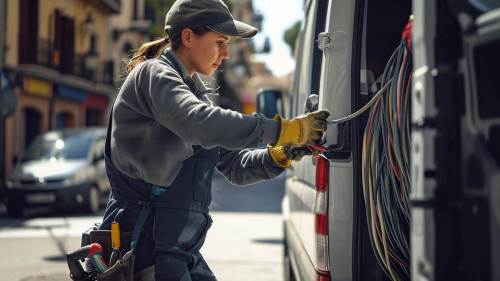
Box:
[67,204,154,281]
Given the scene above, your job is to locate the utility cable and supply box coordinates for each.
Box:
[326,81,392,124]
[362,39,413,281]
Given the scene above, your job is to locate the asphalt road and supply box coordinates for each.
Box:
[0,172,286,281]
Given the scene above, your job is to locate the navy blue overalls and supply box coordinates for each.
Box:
[100,72,220,280]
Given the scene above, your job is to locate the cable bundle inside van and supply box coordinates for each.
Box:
[361,19,413,281]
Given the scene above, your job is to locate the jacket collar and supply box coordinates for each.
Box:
[160,48,214,96]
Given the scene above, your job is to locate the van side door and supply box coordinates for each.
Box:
[412,1,500,280]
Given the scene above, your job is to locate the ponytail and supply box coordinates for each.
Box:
[124,27,209,75]
[125,37,170,74]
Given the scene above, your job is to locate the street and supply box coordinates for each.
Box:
[0,172,286,281]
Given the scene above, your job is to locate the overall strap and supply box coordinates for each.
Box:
[130,202,152,251]
[130,185,168,250]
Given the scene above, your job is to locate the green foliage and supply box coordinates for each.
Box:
[145,0,176,38]
[283,20,302,55]
[222,0,233,12]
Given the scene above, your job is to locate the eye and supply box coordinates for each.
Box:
[216,41,230,47]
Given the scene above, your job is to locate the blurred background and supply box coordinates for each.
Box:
[0,0,304,280]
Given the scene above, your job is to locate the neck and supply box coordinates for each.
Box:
[173,48,195,77]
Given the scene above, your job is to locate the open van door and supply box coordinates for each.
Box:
[412,1,500,280]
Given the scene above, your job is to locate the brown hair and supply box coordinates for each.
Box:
[125,27,210,74]
[125,37,170,74]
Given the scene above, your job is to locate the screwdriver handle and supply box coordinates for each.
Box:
[111,221,121,249]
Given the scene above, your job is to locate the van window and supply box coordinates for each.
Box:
[295,0,328,115]
[291,0,329,186]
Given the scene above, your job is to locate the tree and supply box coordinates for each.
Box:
[283,20,302,55]
[145,0,176,38]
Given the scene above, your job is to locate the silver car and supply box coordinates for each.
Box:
[4,127,109,217]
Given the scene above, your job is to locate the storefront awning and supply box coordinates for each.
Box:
[85,94,109,110]
[56,85,86,102]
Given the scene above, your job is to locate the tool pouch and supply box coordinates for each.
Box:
[78,204,153,281]
[81,228,135,281]
[96,250,135,281]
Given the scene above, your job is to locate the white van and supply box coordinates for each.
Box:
[257,0,500,280]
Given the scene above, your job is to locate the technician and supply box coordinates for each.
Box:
[99,0,329,280]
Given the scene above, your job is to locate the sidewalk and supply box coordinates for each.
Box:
[0,212,284,281]
[203,212,284,281]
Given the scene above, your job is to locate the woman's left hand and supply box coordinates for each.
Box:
[284,146,322,161]
[268,145,323,168]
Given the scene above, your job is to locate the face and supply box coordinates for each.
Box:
[182,30,231,76]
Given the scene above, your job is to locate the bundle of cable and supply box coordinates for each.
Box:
[361,36,413,280]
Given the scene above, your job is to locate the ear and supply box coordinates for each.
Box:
[181,28,195,49]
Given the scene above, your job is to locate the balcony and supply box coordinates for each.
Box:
[95,0,121,14]
[36,39,115,86]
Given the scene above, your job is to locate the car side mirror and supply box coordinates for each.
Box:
[256,88,284,118]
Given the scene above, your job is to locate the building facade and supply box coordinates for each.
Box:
[109,0,149,83]
[2,0,121,176]
[216,0,262,112]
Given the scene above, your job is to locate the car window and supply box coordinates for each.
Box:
[22,134,94,162]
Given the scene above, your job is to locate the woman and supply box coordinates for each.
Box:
[99,0,330,280]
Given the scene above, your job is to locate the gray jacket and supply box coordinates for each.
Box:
[110,48,283,187]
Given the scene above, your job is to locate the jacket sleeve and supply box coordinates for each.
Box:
[216,147,285,186]
[133,60,280,149]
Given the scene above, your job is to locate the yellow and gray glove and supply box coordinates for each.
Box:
[268,145,323,168]
[274,110,330,147]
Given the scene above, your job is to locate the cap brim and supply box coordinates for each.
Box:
[207,20,258,39]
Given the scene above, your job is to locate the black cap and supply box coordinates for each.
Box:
[164,0,259,39]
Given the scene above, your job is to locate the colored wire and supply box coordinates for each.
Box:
[362,40,413,281]
[327,81,391,124]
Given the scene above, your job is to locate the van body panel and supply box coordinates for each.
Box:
[318,0,357,279]
[286,206,317,281]
[328,163,354,281]
[285,0,328,278]
[288,176,317,260]
[411,1,439,280]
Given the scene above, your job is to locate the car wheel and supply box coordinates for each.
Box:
[85,185,100,214]
[6,197,23,218]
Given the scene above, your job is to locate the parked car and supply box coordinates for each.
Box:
[258,0,500,280]
[4,127,109,218]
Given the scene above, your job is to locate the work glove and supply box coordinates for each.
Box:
[274,110,330,147]
[268,145,323,168]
